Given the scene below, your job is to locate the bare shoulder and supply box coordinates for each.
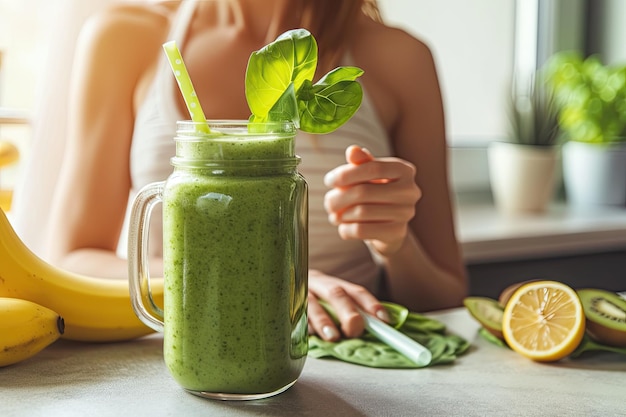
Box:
[353,17,439,90]
[350,16,443,134]
[81,2,173,49]
[69,1,179,105]
[77,2,173,76]
[358,18,434,57]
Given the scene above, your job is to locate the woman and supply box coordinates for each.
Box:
[44,0,467,341]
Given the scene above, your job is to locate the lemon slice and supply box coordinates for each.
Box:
[502,280,585,362]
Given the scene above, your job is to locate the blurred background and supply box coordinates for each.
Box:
[0,0,55,200]
[1,0,625,296]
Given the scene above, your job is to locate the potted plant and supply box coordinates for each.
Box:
[488,72,561,214]
[546,52,626,208]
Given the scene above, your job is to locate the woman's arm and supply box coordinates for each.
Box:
[309,25,467,341]
[319,25,467,318]
[45,5,167,278]
[375,33,467,311]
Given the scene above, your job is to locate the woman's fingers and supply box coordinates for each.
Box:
[323,178,420,252]
[323,146,421,255]
[324,157,414,188]
[310,288,363,339]
[324,180,421,215]
[345,144,375,166]
[337,220,408,243]
[308,271,389,340]
[329,203,415,225]
[307,293,341,341]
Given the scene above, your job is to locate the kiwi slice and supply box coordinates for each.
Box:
[577,289,626,348]
[463,297,504,340]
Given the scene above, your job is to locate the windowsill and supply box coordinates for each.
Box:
[0,107,31,125]
[455,196,626,264]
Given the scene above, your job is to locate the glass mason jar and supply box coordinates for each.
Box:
[128,120,308,400]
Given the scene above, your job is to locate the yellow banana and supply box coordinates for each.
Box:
[0,140,19,167]
[0,208,164,342]
[0,297,64,367]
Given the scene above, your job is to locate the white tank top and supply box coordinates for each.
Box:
[120,0,393,294]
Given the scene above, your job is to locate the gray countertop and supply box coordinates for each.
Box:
[2,308,624,417]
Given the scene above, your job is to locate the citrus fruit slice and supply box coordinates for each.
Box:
[502,280,585,362]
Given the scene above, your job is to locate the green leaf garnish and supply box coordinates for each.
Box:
[245,29,363,133]
[297,66,364,133]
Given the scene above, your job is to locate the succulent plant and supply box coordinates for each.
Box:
[507,72,561,147]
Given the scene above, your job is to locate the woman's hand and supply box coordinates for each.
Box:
[308,269,389,341]
[323,145,422,256]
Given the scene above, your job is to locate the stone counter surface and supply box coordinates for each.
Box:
[1,308,624,417]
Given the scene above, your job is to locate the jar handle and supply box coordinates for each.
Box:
[128,181,165,332]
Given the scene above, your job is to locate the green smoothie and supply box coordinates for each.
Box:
[131,28,361,400]
[161,124,308,396]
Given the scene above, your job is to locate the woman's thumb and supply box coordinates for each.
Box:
[346,145,374,166]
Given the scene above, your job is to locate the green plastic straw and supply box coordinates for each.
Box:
[162,40,210,133]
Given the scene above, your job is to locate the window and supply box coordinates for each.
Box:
[378,0,516,146]
[377,0,587,192]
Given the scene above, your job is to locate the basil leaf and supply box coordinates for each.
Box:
[245,29,317,121]
[245,29,364,133]
[271,83,300,127]
[297,67,364,133]
[250,83,300,129]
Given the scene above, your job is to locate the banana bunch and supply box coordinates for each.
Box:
[0,140,19,167]
[0,207,164,342]
[0,297,64,367]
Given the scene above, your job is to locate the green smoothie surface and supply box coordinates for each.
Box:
[174,121,296,162]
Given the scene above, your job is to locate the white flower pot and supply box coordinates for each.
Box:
[488,142,559,214]
[562,141,626,208]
